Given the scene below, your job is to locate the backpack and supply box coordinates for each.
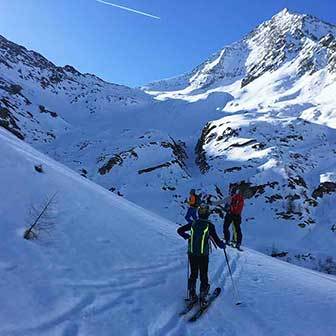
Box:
[188,219,210,256]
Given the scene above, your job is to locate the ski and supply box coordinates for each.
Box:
[188,287,221,322]
[179,299,198,316]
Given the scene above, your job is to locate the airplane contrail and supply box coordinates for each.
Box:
[96,0,161,20]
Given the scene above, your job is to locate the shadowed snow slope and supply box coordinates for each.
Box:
[1,127,336,335]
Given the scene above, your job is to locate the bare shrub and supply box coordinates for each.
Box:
[23,192,58,240]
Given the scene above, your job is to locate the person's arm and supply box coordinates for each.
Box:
[210,196,231,206]
[209,223,225,248]
[177,223,192,240]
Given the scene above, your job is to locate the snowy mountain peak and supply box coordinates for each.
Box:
[144,9,336,95]
[267,7,302,26]
[256,8,304,38]
[275,7,290,15]
[264,8,336,42]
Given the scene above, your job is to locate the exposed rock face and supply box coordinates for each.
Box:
[195,123,213,174]
[312,182,336,199]
[0,106,24,140]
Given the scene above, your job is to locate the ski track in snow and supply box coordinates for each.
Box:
[2,116,336,335]
[0,242,190,335]
[1,245,243,336]
[146,248,244,336]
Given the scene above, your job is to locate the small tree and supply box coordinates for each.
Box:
[24,192,58,240]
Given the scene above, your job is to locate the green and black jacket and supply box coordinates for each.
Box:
[177,219,223,256]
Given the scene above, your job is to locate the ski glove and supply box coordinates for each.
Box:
[218,240,226,249]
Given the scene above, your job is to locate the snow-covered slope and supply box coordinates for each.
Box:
[1,127,336,336]
[142,8,336,271]
[0,33,152,143]
[1,8,336,275]
[0,32,231,218]
[0,127,179,335]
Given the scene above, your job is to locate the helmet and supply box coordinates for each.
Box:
[198,203,210,219]
[190,189,196,194]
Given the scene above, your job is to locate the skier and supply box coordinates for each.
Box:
[177,204,225,307]
[224,187,244,250]
[184,189,199,224]
[210,186,244,250]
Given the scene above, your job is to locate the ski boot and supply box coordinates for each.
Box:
[236,244,243,251]
[230,240,237,248]
[199,284,210,308]
[188,288,198,304]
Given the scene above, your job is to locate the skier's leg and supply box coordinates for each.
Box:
[199,255,209,294]
[233,215,242,246]
[232,223,238,247]
[199,256,210,306]
[223,213,232,244]
[188,254,198,298]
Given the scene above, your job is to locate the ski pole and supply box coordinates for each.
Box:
[186,243,190,300]
[186,258,189,300]
[223,249,242,305]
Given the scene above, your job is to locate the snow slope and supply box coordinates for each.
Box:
[142,9,336,271]
[1,8,336,278]
[1,127,336,336]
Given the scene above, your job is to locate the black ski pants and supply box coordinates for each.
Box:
[188,254,209,293]
[224,212,242,245]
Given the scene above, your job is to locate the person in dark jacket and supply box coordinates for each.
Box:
[177,204,225,306]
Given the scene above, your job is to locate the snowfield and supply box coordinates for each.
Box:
[1,128,336,336]
[1,7,336,335]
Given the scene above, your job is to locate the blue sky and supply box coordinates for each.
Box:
[1,0,335,87]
